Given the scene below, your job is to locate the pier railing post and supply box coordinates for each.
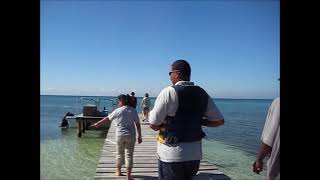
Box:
[78,120,82,138]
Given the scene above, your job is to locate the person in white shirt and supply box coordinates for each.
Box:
[92,94,142,180]
[140,93,151,121]
[149,59,224,180]
[253,96,280,180]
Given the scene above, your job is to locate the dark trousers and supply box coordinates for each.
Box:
[158,160,200,180]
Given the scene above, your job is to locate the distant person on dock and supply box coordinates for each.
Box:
[91,94,142,180]
[128,92,137,108]
[253,96,280,180]
[140,93,151,121]
[149,59,225,180]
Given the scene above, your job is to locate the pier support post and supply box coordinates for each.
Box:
[78,121,82,138]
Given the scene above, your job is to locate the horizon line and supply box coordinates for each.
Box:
[40,94,273,100]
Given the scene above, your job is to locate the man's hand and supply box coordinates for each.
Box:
[137,137,142,144]
[90,122,99,128]
[90,118,108,128]
[150,124,160,131]
[253,160,263,174]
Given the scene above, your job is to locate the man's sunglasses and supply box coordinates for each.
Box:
[169,71,180,76]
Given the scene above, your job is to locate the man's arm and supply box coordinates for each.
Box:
[140,99,144,109]
[253,97,279,174]
[91,117,110,127]
[253,143,272,174]
[203,96,225,128]
[203,118,224,127]
[149,88,173,131]
[135,122,142,144]
[150,124,161,131]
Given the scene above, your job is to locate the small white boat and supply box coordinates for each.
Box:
[60,97,116,129]
[65,115,78,128]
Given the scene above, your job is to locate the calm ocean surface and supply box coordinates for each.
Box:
[41,95,271,180]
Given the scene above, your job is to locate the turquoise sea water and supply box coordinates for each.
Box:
[41,95,271,180]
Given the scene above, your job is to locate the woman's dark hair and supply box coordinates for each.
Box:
[145,93,149,97]
[118,94,129,105]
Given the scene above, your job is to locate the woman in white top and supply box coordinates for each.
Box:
[92,94,142,180]
[140,93,151,121]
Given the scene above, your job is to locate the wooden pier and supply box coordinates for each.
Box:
[94,116,230,180]
[75,115,111,138]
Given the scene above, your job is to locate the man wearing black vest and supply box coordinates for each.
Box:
[149,59,225,180]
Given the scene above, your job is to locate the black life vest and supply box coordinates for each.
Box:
[158,85,208,145]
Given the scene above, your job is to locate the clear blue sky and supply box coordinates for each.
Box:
[40,0,279,99]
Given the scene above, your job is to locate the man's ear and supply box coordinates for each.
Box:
[176,72,182,80]
[174,72,179,78]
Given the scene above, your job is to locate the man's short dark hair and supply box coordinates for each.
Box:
[172,59,191,81]
[131,92,135,96]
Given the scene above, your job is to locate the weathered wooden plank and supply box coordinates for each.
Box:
[103,144,157,146]
[95,172,158,177]
[97,162,216,168]
[102,153,155,156]
[101,149,157,152]
[94,174,229,180]
[94,176,157,180]
[101,144,155,148]
[96,166,217,171]
[98,163,158,168]
[97,167,158,173]
[197,169,225,175]
[103,143,156,145]
[100,155,158,158]
[99,159,158,164]
[102,148,157,151]
[103,145,157,147]
[99,156,211,163]
[101,148,157,151]
[96,166,219,173]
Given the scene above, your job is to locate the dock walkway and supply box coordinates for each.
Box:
[94,117,230,180]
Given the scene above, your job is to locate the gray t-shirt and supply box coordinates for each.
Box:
[108,106,140,137]
[149,81,224,162]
